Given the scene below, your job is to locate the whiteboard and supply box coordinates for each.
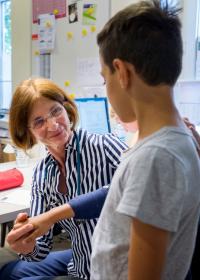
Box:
[31,0,111,98]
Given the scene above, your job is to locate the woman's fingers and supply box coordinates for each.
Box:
[6,223,34,244]
[24,229,40,244]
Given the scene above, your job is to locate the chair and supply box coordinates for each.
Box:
[0,221,13,247]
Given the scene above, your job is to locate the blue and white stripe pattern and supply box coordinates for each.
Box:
[20,129,127,279]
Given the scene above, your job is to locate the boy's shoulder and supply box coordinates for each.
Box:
[123,126,197,168]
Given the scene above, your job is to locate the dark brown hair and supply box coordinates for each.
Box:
[97,0,182,86]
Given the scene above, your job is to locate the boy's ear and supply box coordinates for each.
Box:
[113,58,132,89]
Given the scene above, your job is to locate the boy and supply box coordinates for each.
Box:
[91,1,200,279]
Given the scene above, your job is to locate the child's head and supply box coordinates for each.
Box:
[97,0,182,87]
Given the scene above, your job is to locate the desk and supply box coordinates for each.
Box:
[0,160,38,246]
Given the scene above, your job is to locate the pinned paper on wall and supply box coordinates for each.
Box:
[76,57,104,86]
[82,86,106,98]
[38,14,56,54]
[82,4,97,25]
[32,0,66,23]
[68,3,78,24]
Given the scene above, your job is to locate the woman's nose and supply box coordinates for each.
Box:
[46,117,58,130]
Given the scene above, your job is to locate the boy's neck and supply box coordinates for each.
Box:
[133,83,184,140]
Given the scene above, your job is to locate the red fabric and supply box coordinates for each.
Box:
[0,168,24,191]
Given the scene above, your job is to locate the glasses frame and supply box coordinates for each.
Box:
[28,104,64,130]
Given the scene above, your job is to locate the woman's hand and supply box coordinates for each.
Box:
[11,203,74,245]
[13,211,55,244]
[6,213,35,254]
[184,118,200,157]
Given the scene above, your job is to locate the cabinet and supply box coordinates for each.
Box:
[0,138,15,163]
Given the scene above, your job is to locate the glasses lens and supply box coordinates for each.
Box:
[51,106,63,118]
[30,106,63,129]
[32,118,45,129]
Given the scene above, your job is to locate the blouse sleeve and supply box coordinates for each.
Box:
[103,133,127,168]
[68,134,127,220]
[19,159,54,262]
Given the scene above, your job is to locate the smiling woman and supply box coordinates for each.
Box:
[9,78,78,151]
[0,77,127,280]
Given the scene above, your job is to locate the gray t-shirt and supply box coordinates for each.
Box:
[91,126,200,280]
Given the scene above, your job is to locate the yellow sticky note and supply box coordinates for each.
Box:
[82,29,87,37]
[90,26,96,33]
[66,32,73,40]
[69,93,75,99]
[53,9,59,15]
[64,80,70,87]
[34,50,40,56]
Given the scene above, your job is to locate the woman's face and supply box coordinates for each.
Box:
[28,97,72,149]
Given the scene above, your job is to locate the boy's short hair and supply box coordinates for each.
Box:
[9,78,78,150]
[97,0,182,86]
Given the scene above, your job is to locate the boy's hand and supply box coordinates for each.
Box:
[13,211,54,243]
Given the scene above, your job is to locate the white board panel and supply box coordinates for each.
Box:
[31,0,110,98]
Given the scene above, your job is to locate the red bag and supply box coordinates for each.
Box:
[0,168,24,191]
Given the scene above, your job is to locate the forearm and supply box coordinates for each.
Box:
[128,219,169,280]
[44,187,108,224]
[48,203,75,224]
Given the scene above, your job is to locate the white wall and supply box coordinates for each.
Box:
[11,0,32,92]
[179,0,198,81]
[11,0,200,90]
[111,0,199,82]
[111,0,138,15]
[31,0,110,96]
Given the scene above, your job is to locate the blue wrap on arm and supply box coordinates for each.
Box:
[68,187,109,219]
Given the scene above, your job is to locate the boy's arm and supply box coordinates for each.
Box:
[13,188,108,243]
[128,218,170,280]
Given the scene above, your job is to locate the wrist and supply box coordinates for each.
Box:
[48,203,75,224]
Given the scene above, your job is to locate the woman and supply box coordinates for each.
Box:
[0,78,127,280]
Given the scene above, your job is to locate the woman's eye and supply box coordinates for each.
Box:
[33,118,45,129]
[51,106,63,117]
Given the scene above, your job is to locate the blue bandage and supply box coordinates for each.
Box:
[68,187,109,219]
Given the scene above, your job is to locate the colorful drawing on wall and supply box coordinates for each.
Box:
[68,3,78,24]
[32,0,66,23]
[82,4,97,25]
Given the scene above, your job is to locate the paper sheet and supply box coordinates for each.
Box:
[0,189,31,206]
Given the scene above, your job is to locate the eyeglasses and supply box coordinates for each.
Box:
[28,105,64,130]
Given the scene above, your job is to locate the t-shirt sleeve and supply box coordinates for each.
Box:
[117,147,187,232]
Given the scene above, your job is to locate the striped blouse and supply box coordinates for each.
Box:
[20,129,127,279]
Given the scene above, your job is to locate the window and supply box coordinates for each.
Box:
[0,0,11,110]
[196,0,200,79]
